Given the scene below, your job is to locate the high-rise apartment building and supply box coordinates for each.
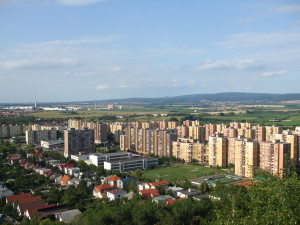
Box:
[172,138,207,163]
[208,135,228,167]
[25,129,57,145]
[258,141,290,176]
[64,128,95,157]
[234,140,258,178]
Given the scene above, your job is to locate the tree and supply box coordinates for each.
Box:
[200,181,210,193]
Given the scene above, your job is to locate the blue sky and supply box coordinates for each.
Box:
[0,0,299,103]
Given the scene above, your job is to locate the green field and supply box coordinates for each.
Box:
[143,165,218,182]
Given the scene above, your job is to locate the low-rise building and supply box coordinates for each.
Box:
[117,177,135,189]
[89,152,134,167]
[106,188,127,201]
[103,157,158,172]
[93,184,114,199]
[177,189,201,198]
[55,209,81,223]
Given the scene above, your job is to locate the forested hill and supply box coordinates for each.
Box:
[91,92,300,105]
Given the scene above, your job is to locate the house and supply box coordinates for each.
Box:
[59,163,74,172]
[106,176,121,186]
[117,177,135,189]
[167,186,184,195]
[68,178,81,187]
[93,184,114,198]
[139,189,160,199]
[177,189,201,198]
[54,175,63,184]
[0,184,13,198]
[106,188,127,201]
[35,205,70,220]
[67,167,80,176]
[61,175,71,186]
[6,192,32,204]
[152,195,175,204]
[145,180,169,190]
[17,199,47,216]
[55,209,81,223]
[24,203,57,220]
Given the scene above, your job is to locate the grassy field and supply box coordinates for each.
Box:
[143,165,218,182]
[26,106,300,126]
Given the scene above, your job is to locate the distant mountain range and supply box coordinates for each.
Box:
[2,92,300,106]
[91,92,300,105]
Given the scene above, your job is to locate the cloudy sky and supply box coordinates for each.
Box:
[0,0,299,103]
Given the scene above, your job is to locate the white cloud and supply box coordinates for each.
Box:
[20,35,124,48]
[261,70,286,77]
[0,58,77,70]
[146,48,203,55]
[215,31,300,49]
[56,0,106,6]
[96,84,110,90]
[277,5,300,13]
[196,59,261,71]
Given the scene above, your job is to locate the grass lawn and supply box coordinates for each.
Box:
[143,165,218,182]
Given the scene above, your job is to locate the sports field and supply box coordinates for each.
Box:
[143,165,218,182]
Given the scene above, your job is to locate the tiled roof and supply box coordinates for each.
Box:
[27,204,57,218]
[107,176,121,181]
[234,179,260,188]
[139,189,160,199]
[94,184,113,193]
[149,180,169,187]
[59,163,74,168]
[6,193,32,204]
[61,175,71,184]
[18,199,46,213]
[16,195,42,204]
[166,198,175,205]
[107,188,126,195]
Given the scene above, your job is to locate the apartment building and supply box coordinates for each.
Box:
[64,128,95,157]
[172,138,207,163]
[234,140,258,178]
[0,124,24,138]
[25,129,57,145]
[120,127,177,157]
[208,135,228,167]
[258,141,290,176]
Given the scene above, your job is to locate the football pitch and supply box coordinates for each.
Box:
[143,165,218,182]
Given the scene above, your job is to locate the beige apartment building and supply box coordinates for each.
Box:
[208,135,228,167]
[234,140,258,178]
[172,138,207,163]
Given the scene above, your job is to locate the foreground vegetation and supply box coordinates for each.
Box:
[72,172,300,225]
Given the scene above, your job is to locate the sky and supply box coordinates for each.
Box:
[0,0,300,103]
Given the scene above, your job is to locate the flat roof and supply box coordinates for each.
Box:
[90,152,131,157]
[104,157,157,164]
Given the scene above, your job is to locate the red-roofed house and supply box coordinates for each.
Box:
[106,176,121,186]
[93,184,114,199]
[166,198,175,205]
[24,204,57,220]
[13,195,42,207]
[145,180,169,190]
[17,199,47,216]
[6,192,32,204]
[61,175,71,186]
[139,189,160,199]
